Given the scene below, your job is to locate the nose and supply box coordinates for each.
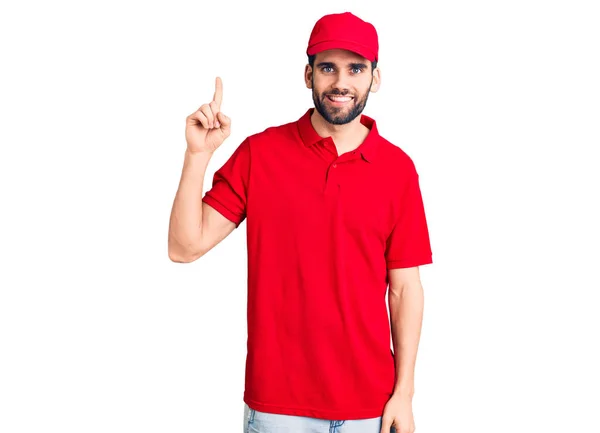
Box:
[331,70,351,93]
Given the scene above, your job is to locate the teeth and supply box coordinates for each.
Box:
[328,95,352,102]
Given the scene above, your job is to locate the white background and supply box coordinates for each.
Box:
[1,0,599,432]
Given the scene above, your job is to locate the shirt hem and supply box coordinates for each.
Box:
[243,396,385,420]
[202,194,243,227]
[387,255,433,269]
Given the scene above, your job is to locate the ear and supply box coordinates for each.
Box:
[370,67,381,93]
[304,64,313,89]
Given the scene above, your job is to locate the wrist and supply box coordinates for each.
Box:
[186,148,214,157]
[393,385,414,398]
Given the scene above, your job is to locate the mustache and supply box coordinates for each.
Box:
[323,90,352,96]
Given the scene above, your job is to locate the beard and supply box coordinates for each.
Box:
[312,77,372,125]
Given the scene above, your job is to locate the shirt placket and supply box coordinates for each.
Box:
[321,139,361,195]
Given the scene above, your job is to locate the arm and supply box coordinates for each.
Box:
[168,149,236,263]
[381,161,431,431]
[388,266,424,398]
[168,77,240,263]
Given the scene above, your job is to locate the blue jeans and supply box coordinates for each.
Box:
[243,403,397,433]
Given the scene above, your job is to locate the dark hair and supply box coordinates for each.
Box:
[307,54,377,72]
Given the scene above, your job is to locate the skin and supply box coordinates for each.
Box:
[304,49,381,154]
[382,266,423,433]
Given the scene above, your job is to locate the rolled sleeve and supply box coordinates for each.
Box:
[202,138,251,228]
[385,164,433,269]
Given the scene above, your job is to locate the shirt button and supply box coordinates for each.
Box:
[332,163,337,168]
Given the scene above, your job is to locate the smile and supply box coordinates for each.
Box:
[326,95,353,105]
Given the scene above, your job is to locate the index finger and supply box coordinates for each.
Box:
[213,76,223,109]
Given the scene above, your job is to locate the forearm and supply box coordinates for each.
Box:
[389,279,424,397]
[168,149,212,261]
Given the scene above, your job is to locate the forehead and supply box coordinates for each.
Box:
[314,49,368,64]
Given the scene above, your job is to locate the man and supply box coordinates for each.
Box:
[168,11,432,433]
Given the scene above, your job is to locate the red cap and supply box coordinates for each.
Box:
[306,12,379,63]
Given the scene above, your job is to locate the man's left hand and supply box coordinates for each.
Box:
[380,393,416,433]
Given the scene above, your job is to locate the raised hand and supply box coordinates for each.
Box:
[185,77,232,154]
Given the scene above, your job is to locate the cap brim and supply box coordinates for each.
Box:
[307,40,376,63]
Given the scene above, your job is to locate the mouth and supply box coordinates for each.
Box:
[325,94,354,105]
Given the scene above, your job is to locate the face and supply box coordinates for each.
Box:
[305,49,380,125]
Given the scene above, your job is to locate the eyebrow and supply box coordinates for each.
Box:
[316,61,369,69]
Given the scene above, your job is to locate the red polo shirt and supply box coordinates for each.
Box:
[202,108,433,420]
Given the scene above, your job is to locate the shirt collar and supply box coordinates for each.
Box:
[297,108,380,163]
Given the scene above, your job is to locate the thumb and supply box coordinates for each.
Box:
[217,111,231,133]
[380,417,392,433]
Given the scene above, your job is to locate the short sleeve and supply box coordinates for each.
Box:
[202,138,251,228]
[385,165,433,269]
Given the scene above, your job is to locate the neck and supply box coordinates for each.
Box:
[310,109,368,148]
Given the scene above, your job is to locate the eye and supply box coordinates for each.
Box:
[321,66,334,73]
[351,67,364,74]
